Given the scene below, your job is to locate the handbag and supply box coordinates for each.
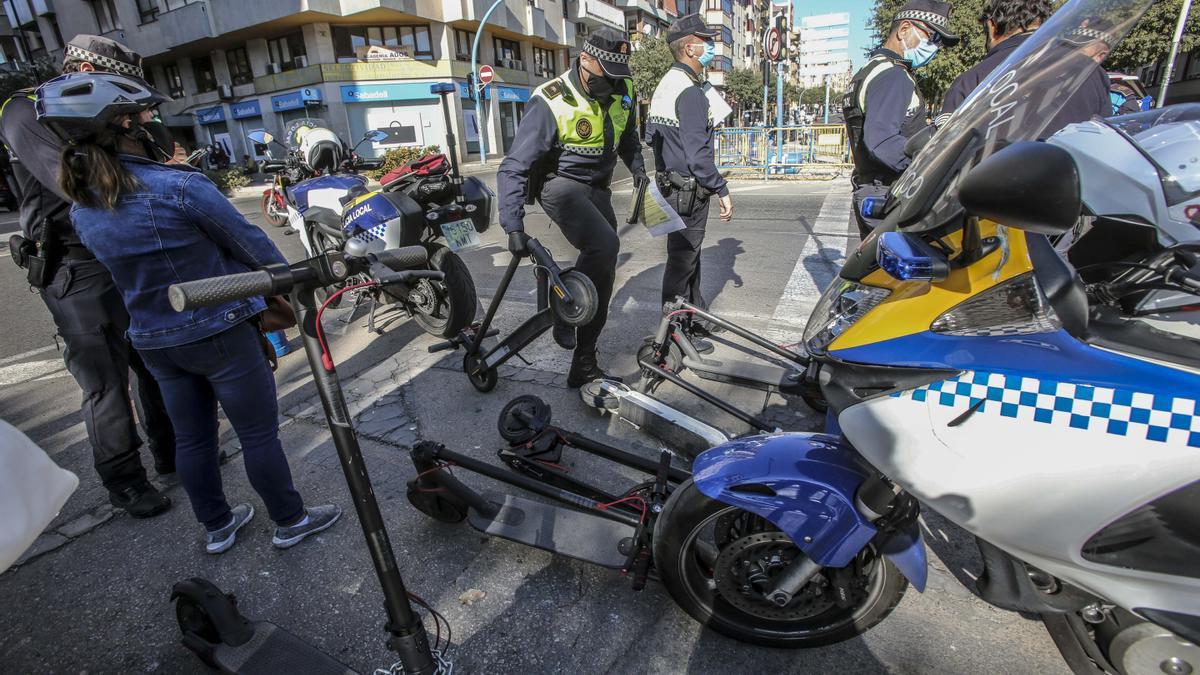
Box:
[257,295,296,331]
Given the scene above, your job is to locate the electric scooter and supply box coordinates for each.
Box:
[166,247,450,675]
[427,236,597,392]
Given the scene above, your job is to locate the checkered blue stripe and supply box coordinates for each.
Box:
[892,371,1200,449]
[350,223,387,243]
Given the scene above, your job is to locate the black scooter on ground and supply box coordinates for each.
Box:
[167,247,449,675]
[427,237,597,392]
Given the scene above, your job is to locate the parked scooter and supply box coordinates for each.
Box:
[417,0,1200,668]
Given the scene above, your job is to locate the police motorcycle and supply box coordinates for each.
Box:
[251,118,488,338]
[417,0,1200,667]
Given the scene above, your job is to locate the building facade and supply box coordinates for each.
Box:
[795,11,851,92]
[2,0,585,164]
[1135,46,1200,106]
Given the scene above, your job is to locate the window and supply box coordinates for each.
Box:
[332,25,433,62]
[494,37,521,69]
[163,63,184,98]
[227,46,252,85]
[706,0,731,13]
[136,0,158,23]
[162,0,201,9]
[1185,49,1200,80]
[46,13,65,49]
[89,0,122,33]
[191,55,216,93]
[0,36,21,65]
[708,56,732,72]
[533,46,555,78]
[718,26,732,44]
[454,29,475,61]
[267,32,307,71]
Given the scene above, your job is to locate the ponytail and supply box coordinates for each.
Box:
[58,130,139,210]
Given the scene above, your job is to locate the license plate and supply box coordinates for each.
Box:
[440,218,481,253]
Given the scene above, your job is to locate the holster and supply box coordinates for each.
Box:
[656,171,711,218]
[8,217,56,289]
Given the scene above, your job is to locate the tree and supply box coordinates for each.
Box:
[868,0,988,102]
[629,36,674,103]
[0,58,60,105]
[725,67,764,110]
[1106,0,1200,73]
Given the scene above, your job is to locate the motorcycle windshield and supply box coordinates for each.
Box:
[885,0,1156,232]
[283,118,334,150]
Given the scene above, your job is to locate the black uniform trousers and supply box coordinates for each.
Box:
[661,188,711,312]
[40,258,175,492]
[538,175,619,354]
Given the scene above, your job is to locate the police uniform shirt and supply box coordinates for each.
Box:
[645,62,729,198]
[496,63,644,233]
[858,48,924,176]
[939,34,1110,134]
[0,93,85,253]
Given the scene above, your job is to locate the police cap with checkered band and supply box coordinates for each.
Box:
[582,28,633,79]
[63,35,147,82]
[894,0,961,47]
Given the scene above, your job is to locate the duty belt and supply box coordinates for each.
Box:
[656,171,713,199]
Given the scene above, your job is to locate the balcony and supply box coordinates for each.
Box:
[443,0,530,34]
[705,9,732,30]
[159,1,217,49]
[570,0,624,31]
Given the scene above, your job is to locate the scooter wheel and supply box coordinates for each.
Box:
[580,380,620,411]
[636,338,683,378]
[406,481,468,523]
[464,352,498,393]
[550,270,598,328]
[498,395,552,443]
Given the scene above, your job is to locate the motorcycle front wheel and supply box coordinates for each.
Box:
[409,243,478,339]
[654,478,907,648]
[261,191,288,227]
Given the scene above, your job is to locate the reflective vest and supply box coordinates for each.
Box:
[532,73,633,157]
[842,54,925,184]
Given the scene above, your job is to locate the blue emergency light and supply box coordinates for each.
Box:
[877,231,950,282]
[861,196,887,219]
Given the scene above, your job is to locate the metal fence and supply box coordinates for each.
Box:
[714,125,852,178]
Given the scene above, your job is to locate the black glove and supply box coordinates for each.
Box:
[508,231,530,257]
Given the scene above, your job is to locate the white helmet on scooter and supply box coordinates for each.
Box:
[287,120,346,174]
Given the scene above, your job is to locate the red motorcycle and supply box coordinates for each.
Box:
[259,157,315,228]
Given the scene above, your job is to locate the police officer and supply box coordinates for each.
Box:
[844,0,958,238]
[497,28,646,388]
[646,14,733,348]
[0,36,176,518]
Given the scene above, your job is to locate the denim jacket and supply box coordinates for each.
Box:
[71,156,287,350]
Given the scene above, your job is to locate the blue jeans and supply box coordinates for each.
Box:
[140,321,304,531]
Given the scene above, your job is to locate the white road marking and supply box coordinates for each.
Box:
[769,185,851,329]
[0,344,58,366]
[0,358,68,387]
[0,229,20,239]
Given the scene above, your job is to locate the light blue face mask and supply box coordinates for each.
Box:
[696,40,716,67]
[903,28,939,69]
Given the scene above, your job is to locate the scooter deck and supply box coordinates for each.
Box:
[682,355,803,392]
[206,621,355,675]
[467,491,635,569]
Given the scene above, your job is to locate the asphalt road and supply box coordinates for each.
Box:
[0,168,1070,674]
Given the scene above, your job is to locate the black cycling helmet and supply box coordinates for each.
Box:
[34,72,171,143]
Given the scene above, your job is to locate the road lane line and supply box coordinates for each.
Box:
[0,344,58,366]
[770,185,851,329]
[0,358,68,387]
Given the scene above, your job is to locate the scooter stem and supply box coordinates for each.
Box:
[292,283,438,674]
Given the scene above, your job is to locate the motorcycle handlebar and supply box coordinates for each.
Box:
[167,246,433,312]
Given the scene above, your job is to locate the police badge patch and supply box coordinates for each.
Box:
[621,95,632,110]
[576,118,593,139]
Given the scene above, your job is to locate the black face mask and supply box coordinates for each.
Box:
[138,119,176,162]
[581,62,617,99]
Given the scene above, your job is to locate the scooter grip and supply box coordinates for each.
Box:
[168,271,275,312]
[372,246,429,271]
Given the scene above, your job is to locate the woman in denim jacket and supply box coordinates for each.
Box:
[37,72,341,554]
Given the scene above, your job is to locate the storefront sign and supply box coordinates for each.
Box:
[341,82,445,103]
[229,100,262,119]
[356,45,410,62]
[495,86,529,103]
[271,88,322,112]
[195,106,226,125]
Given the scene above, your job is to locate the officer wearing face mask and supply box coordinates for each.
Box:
[0,35,177,519]
[844,0,959,238]
[646,14,733,350]
[496,28,646,388]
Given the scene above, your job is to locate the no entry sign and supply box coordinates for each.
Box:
[478,64,495,86]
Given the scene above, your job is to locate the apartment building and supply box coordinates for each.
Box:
[2,0,585,163]
[795,12,851,92]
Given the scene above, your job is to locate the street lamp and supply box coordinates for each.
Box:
[470,0,507,166]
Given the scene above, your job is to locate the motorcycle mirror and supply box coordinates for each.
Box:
[877,232,949,282]
[958,141,1081,236]
[247,131,273,145]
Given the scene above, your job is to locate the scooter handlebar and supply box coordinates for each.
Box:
[168,270,276,312]
[371,246,429,271]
